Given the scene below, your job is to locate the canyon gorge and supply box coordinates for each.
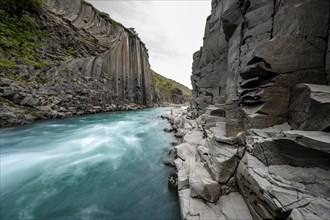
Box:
[1,0,330,219]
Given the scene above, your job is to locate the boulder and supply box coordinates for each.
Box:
[183,130,204,146]
[236,152,330,220]
[206,138,240,183]
[289,84,330,131]
[252,130,330,170]
[168,172,178,192]
[163,147,176,167]
[175,143,196,161]
[176,157,196,191]
[178,188,224,220]
[189,162,221,203]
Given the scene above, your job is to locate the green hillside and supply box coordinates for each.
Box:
[152,70,191,103]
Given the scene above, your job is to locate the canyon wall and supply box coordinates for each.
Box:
[1,0,157,126]
[191,0,330,136]
[169,0,330,219]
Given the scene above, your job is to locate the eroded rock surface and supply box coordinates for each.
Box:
[163,104,329,219]
[184,1,330,217]
[1,0,158,127]
[191,0,329,136]
[289,84,330,131]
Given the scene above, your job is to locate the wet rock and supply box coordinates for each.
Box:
[164,127,174,132]
[163,147,177,167]
[168,172,178,192]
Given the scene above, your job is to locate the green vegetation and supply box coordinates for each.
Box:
[0,0,43,15]
[0,7,49,68]
[152,70,191,101]
[0,58,18,68]
[67,46,75,57]
[0,0,49,69]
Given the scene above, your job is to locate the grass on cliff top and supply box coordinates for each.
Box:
[0,5,49,68]
[152,70,191,101]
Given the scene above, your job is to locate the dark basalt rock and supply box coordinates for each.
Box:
[190,0,329,136]
[240,62,278,80]
[187,0,330,219]
[163,147,177,168]
[168,172,178,192]
[289,84,330,131]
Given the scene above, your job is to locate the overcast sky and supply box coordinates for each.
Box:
[86,0,211,88]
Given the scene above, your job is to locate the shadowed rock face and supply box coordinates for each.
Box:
[0,0,157,127]
[191,0,330,136]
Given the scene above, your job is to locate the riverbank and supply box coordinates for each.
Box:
[161,106,330,220]
[1,102,185,128]
[1,101,152,127]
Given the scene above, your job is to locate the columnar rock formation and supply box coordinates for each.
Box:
[45,0,156,106]
[164,0,330,219]
[191,0,330,136]
[1,0,157,126]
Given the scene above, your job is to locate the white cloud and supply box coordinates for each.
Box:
[86,0,211,88]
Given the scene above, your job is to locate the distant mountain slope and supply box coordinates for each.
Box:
[152,70,191,104]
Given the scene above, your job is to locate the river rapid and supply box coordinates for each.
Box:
[0,108,179,220]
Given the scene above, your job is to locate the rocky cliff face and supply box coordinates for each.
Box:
[165,0,330,219]
[191,0,330,136]
[0,0,157,127]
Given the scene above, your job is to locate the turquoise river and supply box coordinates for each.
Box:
[0,108,180,219]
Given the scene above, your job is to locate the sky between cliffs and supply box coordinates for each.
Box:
[86,0,211,89]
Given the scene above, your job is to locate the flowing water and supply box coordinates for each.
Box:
[0,108,179,220]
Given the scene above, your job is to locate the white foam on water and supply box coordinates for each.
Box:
[122,136,140,146]
[79,205,114,220]
[71,154,104,166]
